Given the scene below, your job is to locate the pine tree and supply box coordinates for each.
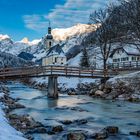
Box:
[80,48,90,68]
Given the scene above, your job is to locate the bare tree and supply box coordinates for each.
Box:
[89,9,119,79]
[118,0,140,40]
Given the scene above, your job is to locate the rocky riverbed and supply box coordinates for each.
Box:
[1,72,140,140]
[21,72,140,103]
[1,82,139,140]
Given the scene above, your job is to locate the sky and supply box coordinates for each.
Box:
[0,0,113,41]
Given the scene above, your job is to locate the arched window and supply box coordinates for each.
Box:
[49,41,52,47]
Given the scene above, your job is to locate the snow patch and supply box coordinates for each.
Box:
[0,105,26,140]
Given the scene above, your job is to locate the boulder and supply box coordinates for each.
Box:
[75,119,88,125]
[95,90,104,96]
[91,130,108,139]
[130,130,140,137]
[68,92,77,95]
[52,125,63,132]
[46,125,63,135]
[89,89,96,96]
[67,132,86,140]
[104,126,119,134]
[61,120,73,125]
[137,130,140,137]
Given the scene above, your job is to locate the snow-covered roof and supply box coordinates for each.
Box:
[46,44,65,57]
[123,45,140,56]
[110,45,140,57]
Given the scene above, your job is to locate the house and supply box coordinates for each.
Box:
[42,25,67,66]
[109,45,140,68]
[42,44,67,66]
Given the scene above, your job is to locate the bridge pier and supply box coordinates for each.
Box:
[48,76,58,98]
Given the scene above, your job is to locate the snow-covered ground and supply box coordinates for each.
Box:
[33,77,97,89]
[0,92,26,140]
[67,53,82,66]
[108,71,140,84]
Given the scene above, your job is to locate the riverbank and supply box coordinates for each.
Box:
[1,82,140,140]
[0,85,26,140]
[22,71,140,102]
[8,83,140,139]
[0,84,50,140]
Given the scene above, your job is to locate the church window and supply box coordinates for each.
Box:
[49,41,52,47]
[55,57,57,63]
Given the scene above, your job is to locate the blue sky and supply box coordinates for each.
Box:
[0,0,113,41]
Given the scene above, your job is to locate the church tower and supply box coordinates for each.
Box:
[46,21,53,49]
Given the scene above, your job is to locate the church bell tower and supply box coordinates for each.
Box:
[46,21,53,49]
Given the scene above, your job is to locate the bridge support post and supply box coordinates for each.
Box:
[48,76,58,98]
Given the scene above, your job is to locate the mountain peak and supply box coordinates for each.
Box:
[0,34,10,41]
[21,37,29,44]
[52,23,98,41]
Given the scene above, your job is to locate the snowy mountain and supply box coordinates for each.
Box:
[52,23,97,41]
[0,51,33,68]
[37,23,98,61]
[0,34,41,55]
[0,24,97,65]
[52,23,98,52]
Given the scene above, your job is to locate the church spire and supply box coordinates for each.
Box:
[48,20,51,34]
[46,20,53,49]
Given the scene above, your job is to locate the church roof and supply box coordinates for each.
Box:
[46,34,53,40]
[46,44,65,57]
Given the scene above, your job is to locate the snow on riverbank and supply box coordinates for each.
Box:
[0,92,26,140]
[32,77,98,89]
[108,71,140,84]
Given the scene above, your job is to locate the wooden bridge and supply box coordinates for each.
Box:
[1,64,140,98]
[0,65,117,98]
[0,65,117,79]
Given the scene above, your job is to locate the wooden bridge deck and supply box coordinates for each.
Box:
[0,66,117,80]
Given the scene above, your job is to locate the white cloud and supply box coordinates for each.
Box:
[46,0,108,28]
[23,0,112,31]
[23,15,48,31]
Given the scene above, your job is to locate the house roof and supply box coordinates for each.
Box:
[46,44,65,57]
[110,45,140,57]
[124,45,140,56]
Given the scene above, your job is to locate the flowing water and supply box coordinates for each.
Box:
[6,82,140,140]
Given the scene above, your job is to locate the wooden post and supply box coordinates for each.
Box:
[136,61,138,68]
[51,66,52,75]
[79,69,81,76]
[130,61,131,67]
[48,76,58,98]
[92,69,93,77]
[66,67,67,76]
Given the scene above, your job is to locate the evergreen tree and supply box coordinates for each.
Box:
[80,48,90,68]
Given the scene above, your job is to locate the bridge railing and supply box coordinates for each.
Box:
[109,61,140,70]
[0,65,117,78]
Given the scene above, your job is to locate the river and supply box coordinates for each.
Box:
[6,82,140,140]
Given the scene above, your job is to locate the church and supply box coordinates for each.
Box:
[42,25,67,66]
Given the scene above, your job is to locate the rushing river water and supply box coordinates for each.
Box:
[6,82,140,140]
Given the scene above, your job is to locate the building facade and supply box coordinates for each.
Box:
[110,46,140,68]
[42,25,67,66]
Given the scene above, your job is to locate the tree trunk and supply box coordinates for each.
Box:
[102,59,108,85]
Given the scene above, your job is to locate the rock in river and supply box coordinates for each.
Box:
[66,132,86,140]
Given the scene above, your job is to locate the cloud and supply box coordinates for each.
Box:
[23,0,111,31]
[46,0,108,28]
[23,15,48,31]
